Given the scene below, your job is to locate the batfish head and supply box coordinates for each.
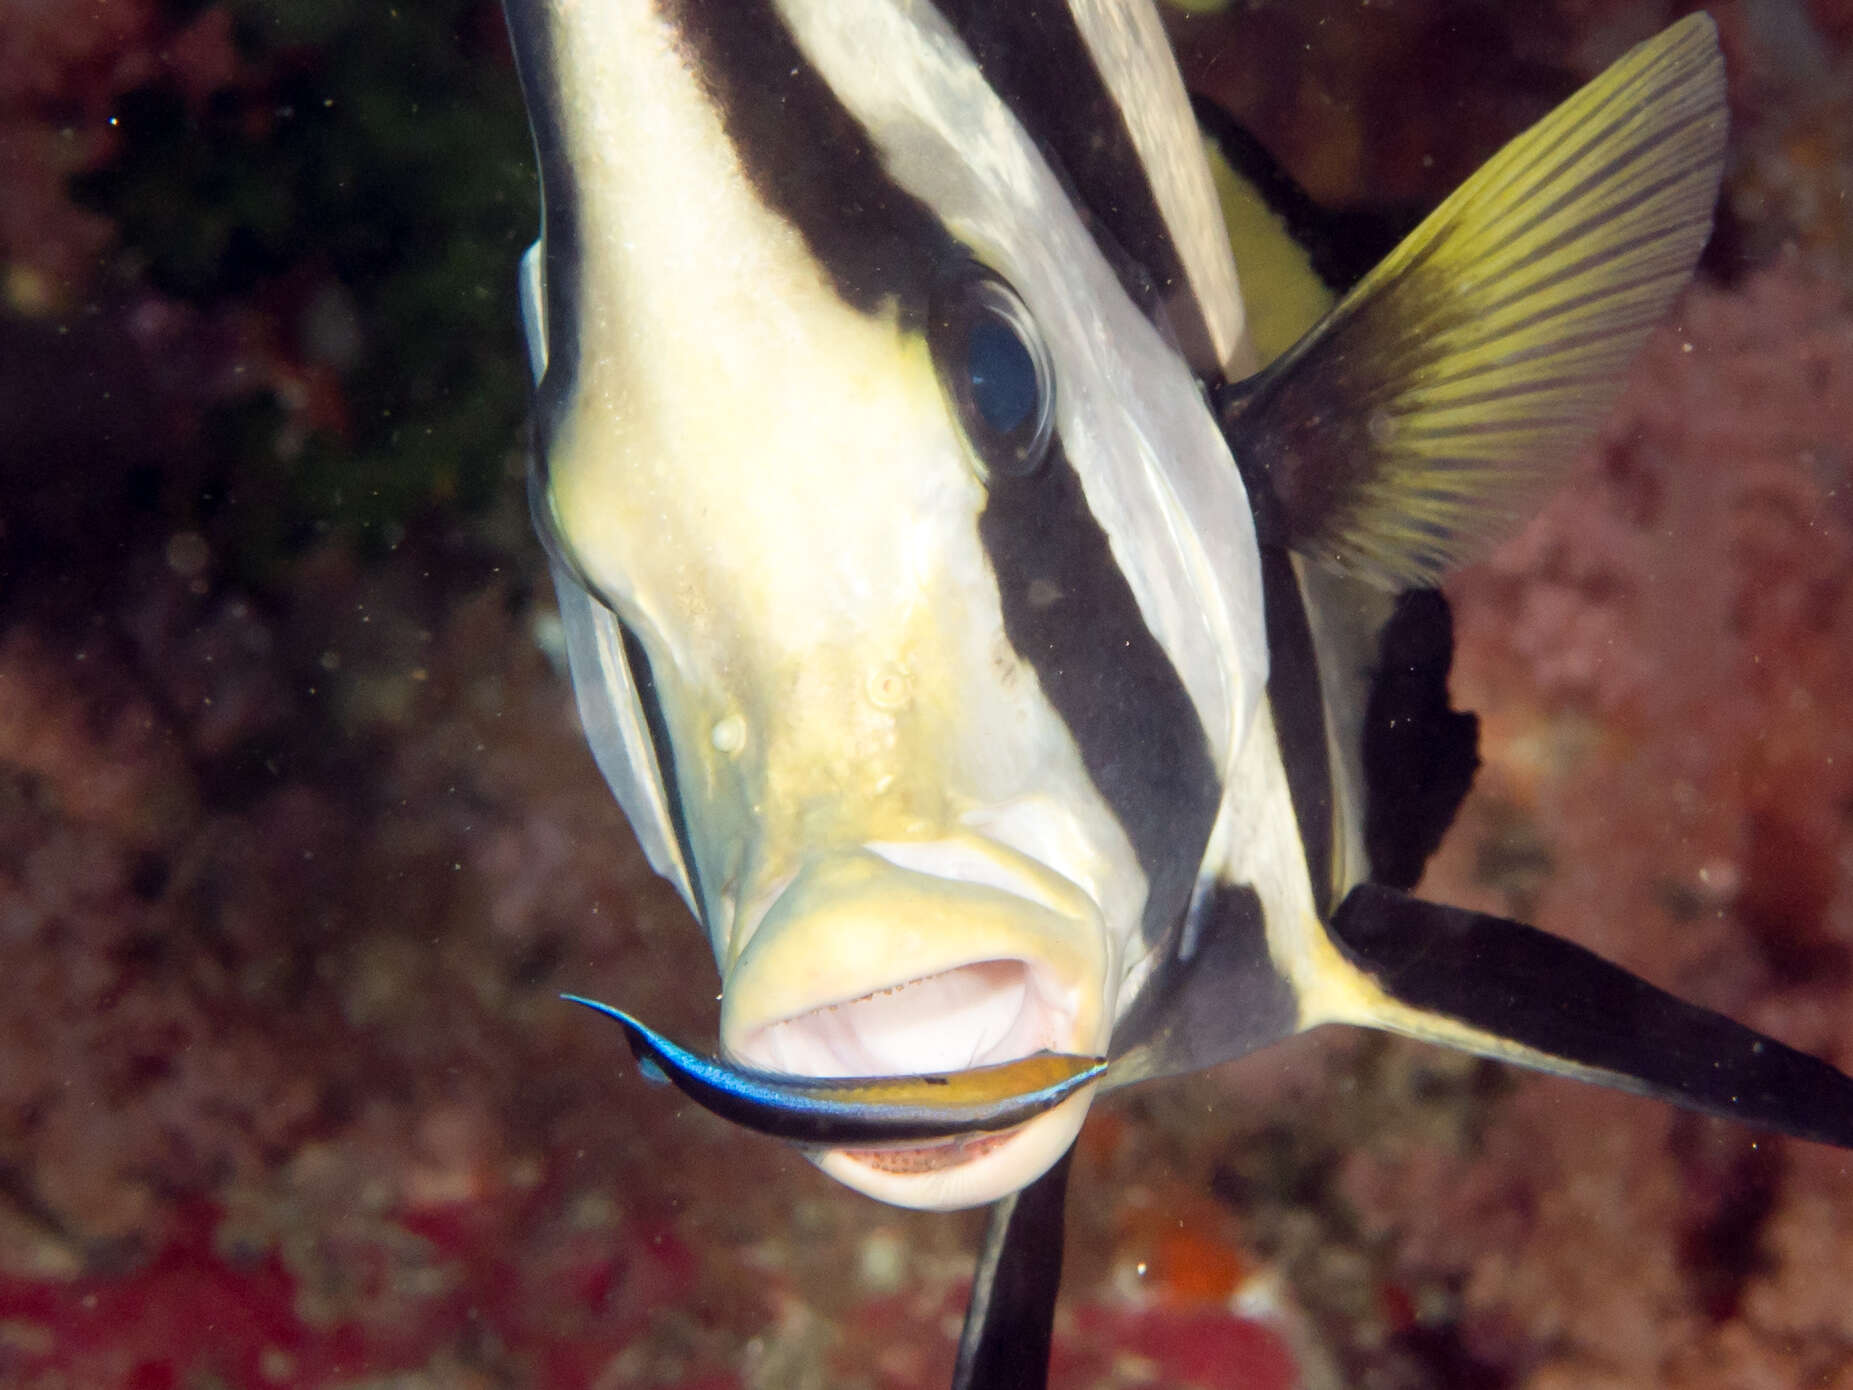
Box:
[510,0,1266,1209]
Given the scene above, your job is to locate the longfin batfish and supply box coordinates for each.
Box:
[500,5,1853,1386]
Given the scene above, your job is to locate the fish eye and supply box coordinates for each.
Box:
[929,267,1055,481]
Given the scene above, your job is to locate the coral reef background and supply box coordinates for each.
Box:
[2,1,1851,1386]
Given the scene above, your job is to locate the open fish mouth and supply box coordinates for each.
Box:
[707,847,1112,1206]
[728,956,1097,1200]
[740,958,1076,1079]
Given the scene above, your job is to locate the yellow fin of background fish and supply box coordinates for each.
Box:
[1202,136,1337,370]
[1222,13,1726,588]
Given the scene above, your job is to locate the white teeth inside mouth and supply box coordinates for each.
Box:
[746,959,1068,1078]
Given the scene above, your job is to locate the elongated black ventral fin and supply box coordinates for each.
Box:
[1329,883,1853,1148]
[953,1148,1073,1390]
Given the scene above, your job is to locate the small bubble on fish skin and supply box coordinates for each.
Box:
[711,715,746,754]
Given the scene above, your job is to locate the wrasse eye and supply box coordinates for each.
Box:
[929,267,1055,481]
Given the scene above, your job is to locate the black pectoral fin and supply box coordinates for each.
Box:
[1330,883,1853,1148]
[952,1148,1072,1390]
[1359,590,1479,891]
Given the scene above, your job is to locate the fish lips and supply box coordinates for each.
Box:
[720,847,1112,1210]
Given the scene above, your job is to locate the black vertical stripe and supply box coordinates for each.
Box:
[1230,412,1336,913]
[980,443,1222,946]
[931,2,1219,370]
[1258,544,1335,914]
[655,0,955,321]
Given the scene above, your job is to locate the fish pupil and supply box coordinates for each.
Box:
[928,263,1054,481]
[967,314,1039,436]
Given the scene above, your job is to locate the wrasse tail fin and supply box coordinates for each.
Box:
[953,1149,1072,1390]
[1324,885,1853,1148]
[1219,13,1726,587]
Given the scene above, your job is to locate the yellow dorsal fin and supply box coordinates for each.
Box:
[1222,14,1726,587]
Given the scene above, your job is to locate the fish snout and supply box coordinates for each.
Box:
[720,845,1109,1209]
